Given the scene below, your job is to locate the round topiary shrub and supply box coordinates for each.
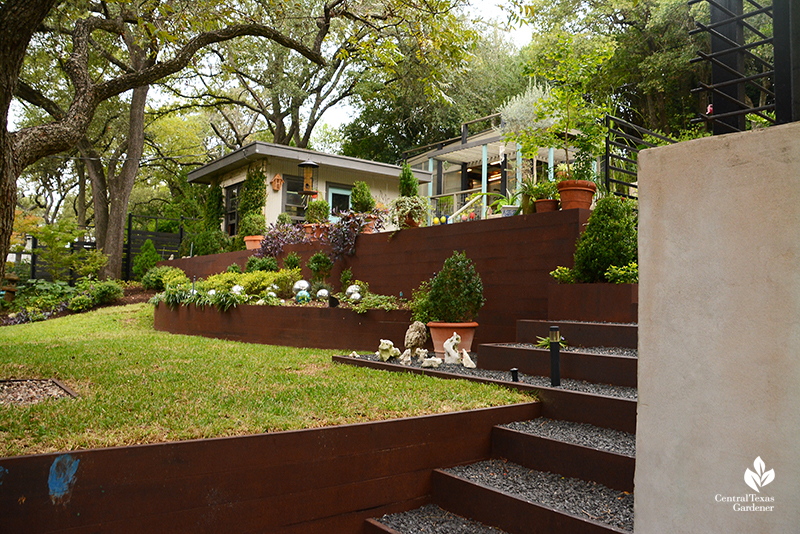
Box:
[305,199,330,224]
[572,196,638,283]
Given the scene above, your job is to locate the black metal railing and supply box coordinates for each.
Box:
[604,115,676,198]
[689,0,799,133]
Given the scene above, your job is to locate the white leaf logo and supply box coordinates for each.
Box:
[744,456,774,492]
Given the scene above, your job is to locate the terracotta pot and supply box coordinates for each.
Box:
[427,321,479,357]
[534,199,559,213]
[403,215,420,228]
[361,214,378,234]
[556,180,597,210]
[302,223,328,240]
[243,235,264,250]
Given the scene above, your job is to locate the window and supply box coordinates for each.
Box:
[225,183,241,235]
[283,174,306,223]
[328,185,352,222]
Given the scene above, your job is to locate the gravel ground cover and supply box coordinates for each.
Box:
[497,343,638,358]
[378,504,508,533]
[445,459,634,532]
[0,379,73,405]
[350,354,637,400]
[500,417,636,457]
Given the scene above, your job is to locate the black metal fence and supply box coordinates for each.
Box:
[603,115,677,198]
[123,214,190,280]
[689,0,799,133]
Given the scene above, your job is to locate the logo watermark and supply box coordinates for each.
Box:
[714,457,775,512]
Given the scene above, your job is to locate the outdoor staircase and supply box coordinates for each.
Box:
[363,319,638,534]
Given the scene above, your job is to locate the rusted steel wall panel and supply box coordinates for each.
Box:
[547,284,638,324]
[0,404,538,534]
[153,302,418,352]
[160,210,593,345]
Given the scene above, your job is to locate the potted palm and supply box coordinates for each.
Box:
[410,251,485,356]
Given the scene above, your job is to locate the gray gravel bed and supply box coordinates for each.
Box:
[349,354,638,400]
[497,343,638,358]
[501,417,636,457]
[0,379,73,405]
[378,504,508,533]
[445,459,634,532]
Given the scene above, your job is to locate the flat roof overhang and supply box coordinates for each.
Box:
[188,141,432,185]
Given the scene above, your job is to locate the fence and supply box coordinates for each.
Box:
[689,0,799,133]
[603,115,676,199]
[123,214,194,280]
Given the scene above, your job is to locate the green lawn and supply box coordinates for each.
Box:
[0,303,530,457]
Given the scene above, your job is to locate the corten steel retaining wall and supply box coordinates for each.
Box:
[162,210,614,345]
[154,303,424,352]
[0,403,539,534]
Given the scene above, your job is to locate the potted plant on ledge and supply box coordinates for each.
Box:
[350,180,380,233]
[390,162,428,228]
[411,251,485,356]
[303,198,330,239]
[529,180,560,212]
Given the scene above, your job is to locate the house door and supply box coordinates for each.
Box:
[328,186,351,222]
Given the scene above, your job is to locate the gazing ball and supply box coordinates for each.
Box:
[316,288,330,301]
[292,280,310,295]
[349,292,362,303]
[441,215,447,224]
[267,291,277,298]
[469,212,476,220]
[433,217,440,225]
[346,284,361,298]
[296,290,311,304]
[461,213,468,222]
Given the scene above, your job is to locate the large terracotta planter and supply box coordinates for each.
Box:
[243,235,263,250]
[303,223,329,240]
[556,180,597,210]
[427,321,479,357]
[534,199,559,213]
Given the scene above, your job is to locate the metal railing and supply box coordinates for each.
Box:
[429,187,483,222]
[687,0,796,133]
[604,115,677,198]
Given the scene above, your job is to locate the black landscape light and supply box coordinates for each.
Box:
[510,368,519,382]
[549,325,561,387]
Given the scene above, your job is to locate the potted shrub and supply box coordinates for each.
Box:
[350,180,379,233]
[391,163,427,228]
[303,198,330,239]
[239,211,267,250]
[411,251,485,356]
[529,180,560,212]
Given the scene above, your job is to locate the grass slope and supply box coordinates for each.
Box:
[0,303,530,457]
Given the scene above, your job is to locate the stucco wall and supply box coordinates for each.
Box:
[218,160,401,227]
[636,122,800,532]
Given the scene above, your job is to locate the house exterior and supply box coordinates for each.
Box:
[405,114,576,220]
[187,141,432,234]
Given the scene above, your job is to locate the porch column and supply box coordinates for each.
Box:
[481,144,488,218]
[548,148,555,181]
[516,144,523,206]
[428,157,434,224]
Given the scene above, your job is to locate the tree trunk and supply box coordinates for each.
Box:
[100,83,149,280]
[0,0,59,281]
